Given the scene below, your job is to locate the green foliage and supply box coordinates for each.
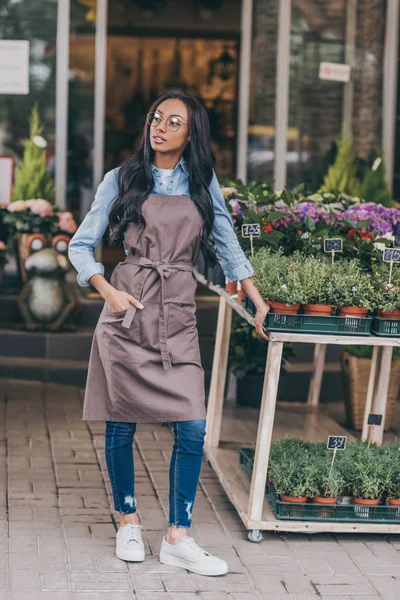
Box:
[12,104,55,204]
[371,261,400,312]
[297,255,335,305]
[329,259,375,310]
[381,441,400,499]
[360,147,392,207]
[245,437,400,500]
[251,248,306,305]
[227,313,294,380]
[321,133,361,197]
[340,441,386,500]
[345,345,400,360]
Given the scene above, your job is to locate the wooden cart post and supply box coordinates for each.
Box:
[307,343,327,407]
[248,340,283,523]
[361,345,380,441]
[367,345,393,445]
[205,295,233,449]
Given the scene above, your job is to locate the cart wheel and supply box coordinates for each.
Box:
[248,529,263,543]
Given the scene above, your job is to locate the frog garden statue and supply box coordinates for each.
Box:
[16,234,80,330]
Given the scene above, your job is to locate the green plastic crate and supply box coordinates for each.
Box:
[245,297,372,336]
[238,447,400,523]
[371,317,400,337]
[266,313,372,336]
[245,295,256,316]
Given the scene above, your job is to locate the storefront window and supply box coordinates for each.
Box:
[246,0,279,183]
[0,0,58,188]
[68,1,96,220]
[287,1,346,189]
[287,1,386,189]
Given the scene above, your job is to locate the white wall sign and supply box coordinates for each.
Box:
[0,157,14,205]
[319,61,351,83]
[0,40,29,94]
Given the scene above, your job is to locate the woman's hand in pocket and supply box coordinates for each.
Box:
[104,288,144,312]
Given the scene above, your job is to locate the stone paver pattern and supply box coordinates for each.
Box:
[1,379,400,600]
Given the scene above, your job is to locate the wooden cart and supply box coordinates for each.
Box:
[197,272,400,541]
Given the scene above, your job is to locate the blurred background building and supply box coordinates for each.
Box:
[0,1,399,215]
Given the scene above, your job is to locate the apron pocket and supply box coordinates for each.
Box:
[99,309,143,364]
[167,302,201,365]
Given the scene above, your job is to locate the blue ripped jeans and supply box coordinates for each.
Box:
[105,419,207,528]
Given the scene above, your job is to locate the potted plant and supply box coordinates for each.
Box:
[341,345,400,430]
[251,248,305,314]
[383,443,400,506]
[310,453,346,504]
[330,259,374,318]
[268,438,318,504]
[228,314,295,407]
[349,442,385,508]
[372,263,400,319]
[298,256,334,315]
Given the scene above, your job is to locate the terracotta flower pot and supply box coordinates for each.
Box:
[338,306,369,318]
[387,498,400,506]
[354,497,380,506]
[269,301,300,314]
[279,494,308,503]
[302,304,332,316]
[313,496,337,504]
[377,308,400,320]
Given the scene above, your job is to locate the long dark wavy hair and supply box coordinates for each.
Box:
[108,90,218,268]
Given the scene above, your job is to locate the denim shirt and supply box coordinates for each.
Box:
[68,155,254,287]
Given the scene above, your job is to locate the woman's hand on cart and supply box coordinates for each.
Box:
[254,302,270,341]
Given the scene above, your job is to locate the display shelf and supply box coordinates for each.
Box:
[195,269,400,540]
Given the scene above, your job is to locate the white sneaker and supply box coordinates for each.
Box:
[159,535,228,576]
[116,523,145,562]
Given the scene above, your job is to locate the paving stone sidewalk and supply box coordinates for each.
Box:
[1,379,400,600]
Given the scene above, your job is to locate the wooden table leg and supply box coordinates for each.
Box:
[361,346,380,441]
[248,340,283,522]
[367,345,392,445]
[307,343,327,407]
[205,296,233,449]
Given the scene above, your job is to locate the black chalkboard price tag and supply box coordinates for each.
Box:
[368,413,383,426]
[324,238,343,253]
[383,248,400,263]
[241,223,261,238]
[327,435,347,450]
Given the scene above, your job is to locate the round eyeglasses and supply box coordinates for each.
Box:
[147,111,187,133]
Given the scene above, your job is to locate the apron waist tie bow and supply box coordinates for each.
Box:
[121,254,194,369]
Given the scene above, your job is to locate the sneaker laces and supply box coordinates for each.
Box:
[120,523,143,544]
[183,536,211,556]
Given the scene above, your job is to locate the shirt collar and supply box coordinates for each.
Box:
[151,155,189,177]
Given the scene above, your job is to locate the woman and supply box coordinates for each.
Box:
[68,90,269,576]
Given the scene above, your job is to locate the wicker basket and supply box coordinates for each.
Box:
[341,352,400,430]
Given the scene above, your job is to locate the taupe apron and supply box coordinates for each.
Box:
[82,193,207,423]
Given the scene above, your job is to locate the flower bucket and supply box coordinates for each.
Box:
[225,280,237,295]
[279,494,307,503]
[387,498,400,506]
[341,352,400,429]
[313,496,337,504]
[338,306,369,318]
[303,304,332,316]
[377,308,400,320]
[269,301,300,314]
